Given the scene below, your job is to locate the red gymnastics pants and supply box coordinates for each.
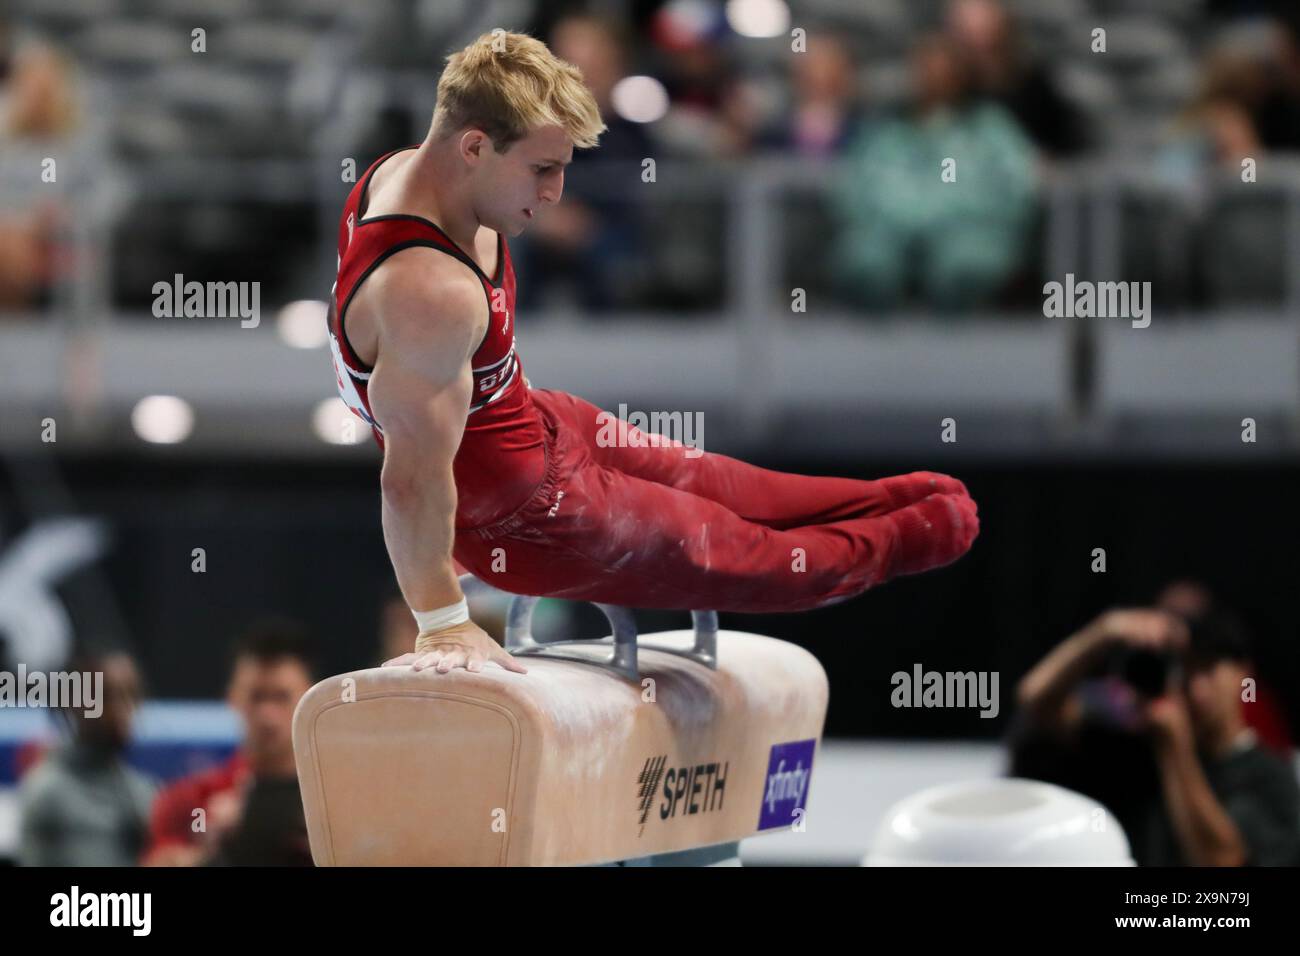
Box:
[451,388,978,613]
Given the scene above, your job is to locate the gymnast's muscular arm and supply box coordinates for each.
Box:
[364,255,526,674]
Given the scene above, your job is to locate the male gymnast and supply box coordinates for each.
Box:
[327,32,979,675]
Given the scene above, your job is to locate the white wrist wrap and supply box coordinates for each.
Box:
[412,598,469,635]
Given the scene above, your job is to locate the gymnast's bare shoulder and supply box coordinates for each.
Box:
[355,252,487,434]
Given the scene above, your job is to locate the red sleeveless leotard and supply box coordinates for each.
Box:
[328,147,547,528]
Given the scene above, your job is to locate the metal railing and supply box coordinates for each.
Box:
[6,65,1300,455]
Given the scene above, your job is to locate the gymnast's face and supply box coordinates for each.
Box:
[468,124,571,237]
[228,656,313,766]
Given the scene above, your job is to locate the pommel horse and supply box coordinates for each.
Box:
[292,576,829,866]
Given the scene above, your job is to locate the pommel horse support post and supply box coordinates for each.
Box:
[292,578,829,866]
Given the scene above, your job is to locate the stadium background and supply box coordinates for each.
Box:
[0,0,1298,864]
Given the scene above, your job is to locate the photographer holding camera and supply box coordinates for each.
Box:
[1011,597,1300,866]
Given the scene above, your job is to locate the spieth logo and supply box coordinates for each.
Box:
[635,755,729,836]
[757,739,815,831]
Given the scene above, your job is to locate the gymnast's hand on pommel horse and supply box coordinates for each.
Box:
[325,45,979,669]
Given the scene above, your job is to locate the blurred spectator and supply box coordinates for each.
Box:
[1144,607,1299,865]
[1154,579,1216,622]
[1011,602,1300,866]
[18,650,154,866]
[758,33,868,159]
[1155,47,1274,308]
[515,14,653,313]
[0,207,52,310]
[1170,19,1300,160]
[1,42,79,142]
[1251,13,1300,150]
[1162,48,1266,184]
[0,25,79,312]
[1155,580,1294,753]
[649,3,765,159]
[945,0,1087,158]
[832,36,1038,312]
[143,621,315,866]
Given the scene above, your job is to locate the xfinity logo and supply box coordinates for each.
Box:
[757,739,816,831]
[764,759,809,816]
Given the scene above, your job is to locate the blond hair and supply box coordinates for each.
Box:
[431,31,606,151]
